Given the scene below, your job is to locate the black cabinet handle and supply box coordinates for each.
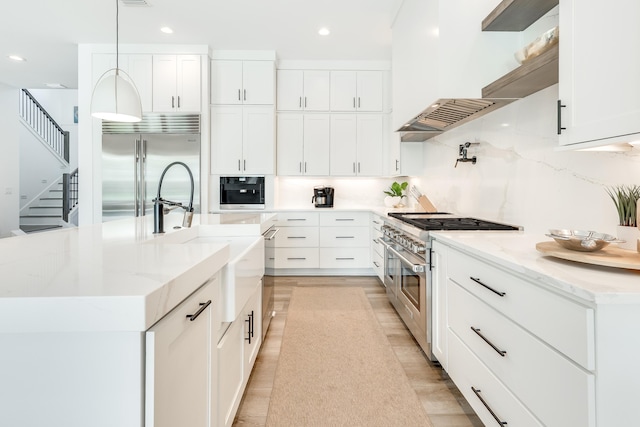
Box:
[186,300,211,322]
[471,327,507,357]
[245,310,254,344]
[470,277,505,297]
[471,387,507,426]
[557,99,566,135]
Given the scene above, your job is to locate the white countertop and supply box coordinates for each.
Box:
[431,231,640,305]
[0,213,275,333]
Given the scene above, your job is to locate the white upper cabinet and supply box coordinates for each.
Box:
[276,70,330,111]
[276,114,330,176]
[329,114,383,176]
[211,60,275,105]
[152,55,201,112]
[330,71,383,112]
[558,0,640,148]
[211,105,275,175]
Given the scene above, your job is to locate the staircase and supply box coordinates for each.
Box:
[20,180,65,233]
[18,89,78,234]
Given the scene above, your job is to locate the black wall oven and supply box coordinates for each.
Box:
[220,176,265,210]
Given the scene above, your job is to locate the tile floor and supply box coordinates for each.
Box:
[232,276,483,427]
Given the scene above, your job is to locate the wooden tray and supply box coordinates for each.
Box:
[536,241,640,270]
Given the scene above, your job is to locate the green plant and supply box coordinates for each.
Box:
[606,185,640,227]
[383,181,408,197]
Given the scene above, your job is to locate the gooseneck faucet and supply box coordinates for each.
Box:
[153,161,195,234]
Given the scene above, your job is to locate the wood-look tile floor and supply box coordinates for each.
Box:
[232,276,483,427]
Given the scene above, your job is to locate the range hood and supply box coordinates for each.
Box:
[398,98,517,142]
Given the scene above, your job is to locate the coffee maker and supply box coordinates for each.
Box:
[312,186,335,208]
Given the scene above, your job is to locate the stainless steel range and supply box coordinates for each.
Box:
[381,212,520,362]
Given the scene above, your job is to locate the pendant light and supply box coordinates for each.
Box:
[90,0,142,122]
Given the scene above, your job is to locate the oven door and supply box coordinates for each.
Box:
[389,245,428,336]
[380,238,398,301]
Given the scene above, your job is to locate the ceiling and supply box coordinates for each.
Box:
[0,0,403,89]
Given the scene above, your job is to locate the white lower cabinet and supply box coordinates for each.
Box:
[145,280,216,427]
[217,315,244,427]
[217,282,262,427]
[434,240,597,427]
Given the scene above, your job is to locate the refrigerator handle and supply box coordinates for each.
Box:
[135,139,141,217]
[141,139,147,216]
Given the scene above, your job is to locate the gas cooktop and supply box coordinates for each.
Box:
[388,212,520,231]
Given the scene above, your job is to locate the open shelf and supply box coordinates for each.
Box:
[482,43,558,99]
[482,0,558,31]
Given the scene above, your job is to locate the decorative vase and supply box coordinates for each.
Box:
[616,225,640,251]
[384,196,401,207]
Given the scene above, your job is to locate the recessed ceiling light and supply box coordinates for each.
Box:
[8,55,26,62]
[318,27,330,36]
[45,83,67,89]
[160,27,173,34]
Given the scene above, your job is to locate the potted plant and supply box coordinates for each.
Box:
[606,184,640,250]
[383,181,408,207]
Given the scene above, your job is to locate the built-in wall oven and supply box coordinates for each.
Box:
[220,176,265,210]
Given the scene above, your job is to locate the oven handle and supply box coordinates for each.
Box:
[387,245,426,273]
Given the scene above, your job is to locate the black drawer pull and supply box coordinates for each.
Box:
[336,257,355,260]
[336,236,355,239]
[287,236,306,239]
[471,327,507,357]
[471,387,507,426]
[557,99,566,135]
[287,257,307,260]
[287,218,306,221]
[470,277,506,297]
[186,300,211,322]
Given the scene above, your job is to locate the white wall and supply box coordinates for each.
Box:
[412,84,640,235]
[0,85,20,237]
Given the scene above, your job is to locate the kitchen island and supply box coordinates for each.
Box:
[431,231,640,427]
[0,212,274,427]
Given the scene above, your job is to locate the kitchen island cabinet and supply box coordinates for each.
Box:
[431,231,640,426]
[0,213,275,427]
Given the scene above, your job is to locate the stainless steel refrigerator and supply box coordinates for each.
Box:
[102,133,200,221]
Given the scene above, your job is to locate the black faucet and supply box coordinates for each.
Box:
[153,161,195,234]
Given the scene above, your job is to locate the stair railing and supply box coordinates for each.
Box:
[63,169,79,222]
[19,89,70,163]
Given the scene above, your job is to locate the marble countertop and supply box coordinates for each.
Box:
[0,213,275,333]
[431,231,640,305]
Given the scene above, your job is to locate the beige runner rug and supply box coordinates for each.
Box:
[266,287,433,427]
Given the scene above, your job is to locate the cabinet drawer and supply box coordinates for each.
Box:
[265,247,275,269]
[371,215,384,232]
[319,247,370,269]
[319,226,369,247]
[449,282,595,427]
[273,212,319,227]
[320,211,369,226]
[274,248,319,269]
[448,331,542,427]
[447,248,595,370]
[372,229,383,257]
[272,226,319,247]
[372,250,384,279]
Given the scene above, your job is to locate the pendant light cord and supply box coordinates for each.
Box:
[116,0,119,70]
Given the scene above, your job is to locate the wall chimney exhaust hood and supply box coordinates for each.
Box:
[398,98,517,142]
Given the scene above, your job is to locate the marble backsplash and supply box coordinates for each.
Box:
[276,84,640,236]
